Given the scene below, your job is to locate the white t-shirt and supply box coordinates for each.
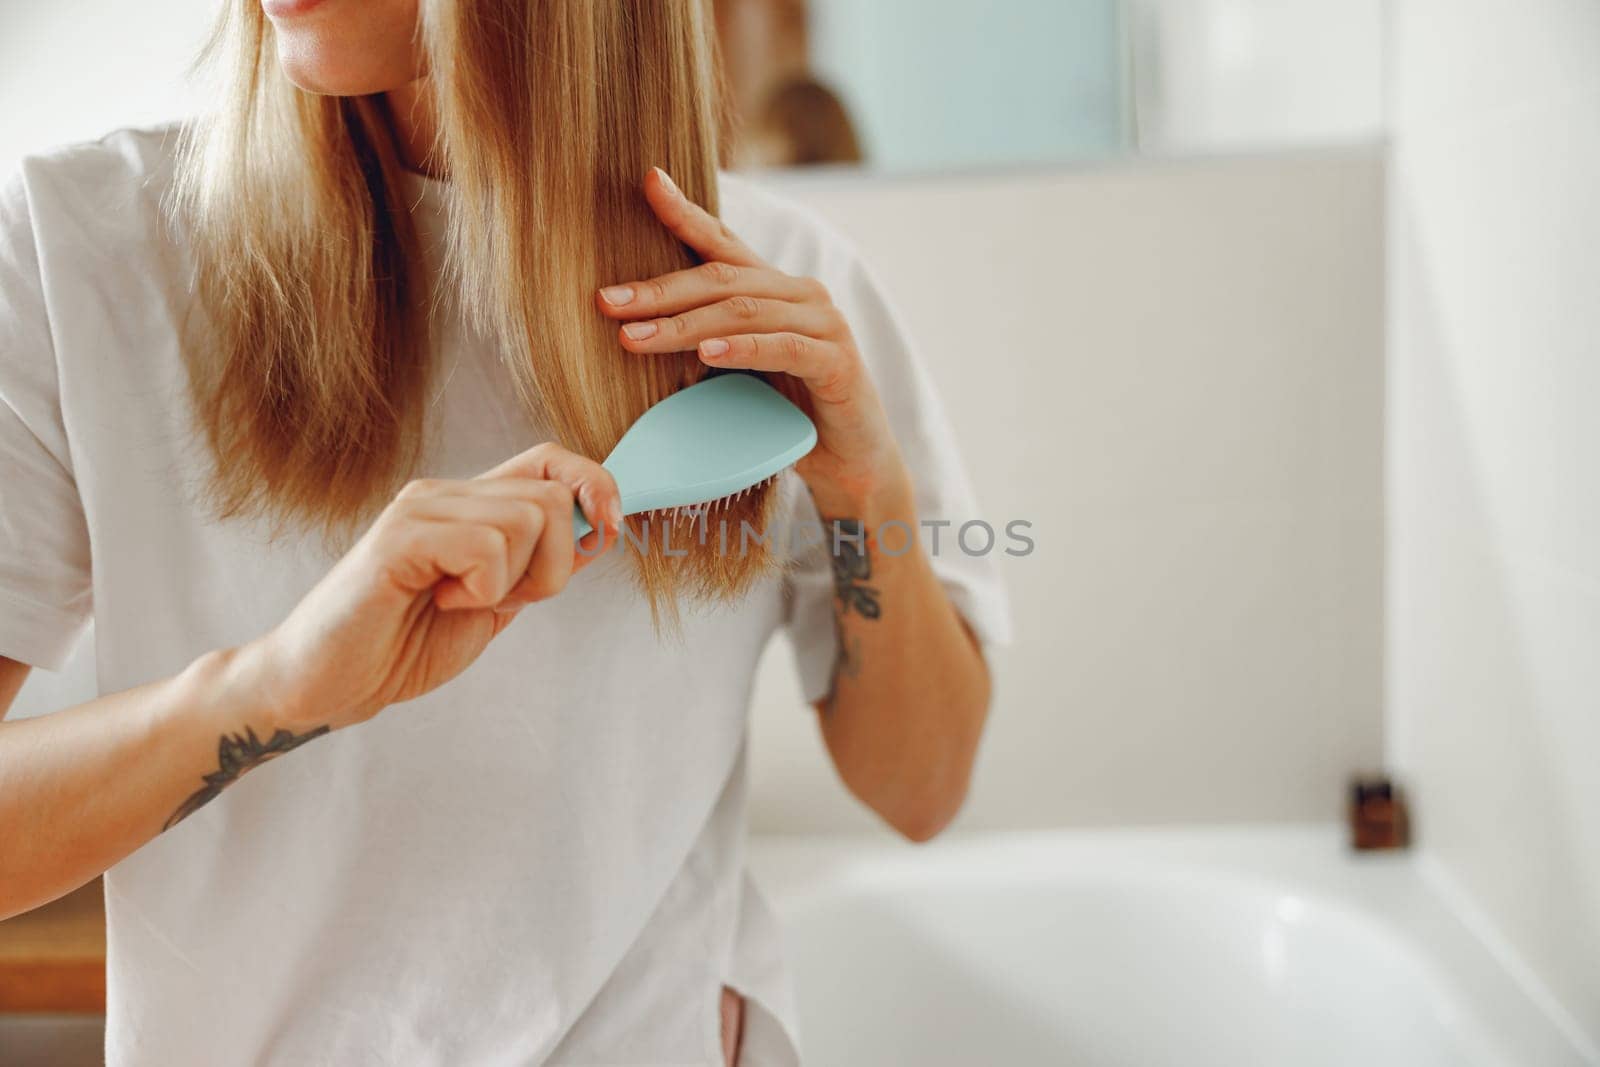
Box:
[0,125,1010,1066]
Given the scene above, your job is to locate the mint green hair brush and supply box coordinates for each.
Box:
[572,373,817,539]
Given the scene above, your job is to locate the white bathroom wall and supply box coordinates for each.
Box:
[1128,0,1387,153]
[1389,0,1600,1043]
[750,146,1385,833]
[0,0,217,176]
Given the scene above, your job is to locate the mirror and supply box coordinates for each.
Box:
[714,0,1387,173]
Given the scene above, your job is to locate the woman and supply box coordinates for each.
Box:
[0,1,1006,1063]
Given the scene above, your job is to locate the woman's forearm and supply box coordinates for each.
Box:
[809,468,991,842]
[0,644,300,919]
[0,444,625,921]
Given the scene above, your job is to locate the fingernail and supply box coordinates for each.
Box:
[654,167,680,196]
[600,285,635,306]
[701,338,729,359]
[623,321,658,341]
[608,498,625,526]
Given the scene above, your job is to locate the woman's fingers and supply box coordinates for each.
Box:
[379,460,616,612]
[403,483,586,609]
[479,442,624,534]
[433,475,613,576]
[642,166,765,268]
[596,261,815,320]
[402,492,547,604]
[695,333,858,403]
[383,514,514,610]
[504,481,577,606]
[617,295,843,355]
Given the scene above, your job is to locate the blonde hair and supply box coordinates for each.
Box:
[174,0,784,613]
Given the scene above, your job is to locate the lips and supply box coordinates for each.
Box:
[261,0,327,17]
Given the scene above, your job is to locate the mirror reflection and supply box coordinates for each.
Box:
[715,0,1386,173]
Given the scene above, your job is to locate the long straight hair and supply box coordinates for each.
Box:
[173,0,782,613]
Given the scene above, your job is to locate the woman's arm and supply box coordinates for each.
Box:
[599,168,993,841]
[0,646,301,919]
[0,444,622,920]
[805,473,990,842]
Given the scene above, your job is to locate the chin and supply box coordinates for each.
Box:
[273,39,409,96]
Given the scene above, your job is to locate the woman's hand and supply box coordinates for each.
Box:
[597,167,908,512]
[599,171,991,844]
[243,444,622,733]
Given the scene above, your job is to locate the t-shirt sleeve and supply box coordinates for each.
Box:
[780,240,1012,705]
[0,168,93,670]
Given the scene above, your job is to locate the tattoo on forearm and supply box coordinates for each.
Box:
[824,517,881,702]
[826,518,881,620]
[164,724,329,830]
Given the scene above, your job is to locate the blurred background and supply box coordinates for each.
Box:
[1,1,1597,1064]
[0,0,1388,177]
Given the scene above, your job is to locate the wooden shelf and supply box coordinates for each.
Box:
[0,879,106,1013]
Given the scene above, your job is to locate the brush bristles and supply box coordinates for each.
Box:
[636,473,781,523]
[620,469,788,632]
